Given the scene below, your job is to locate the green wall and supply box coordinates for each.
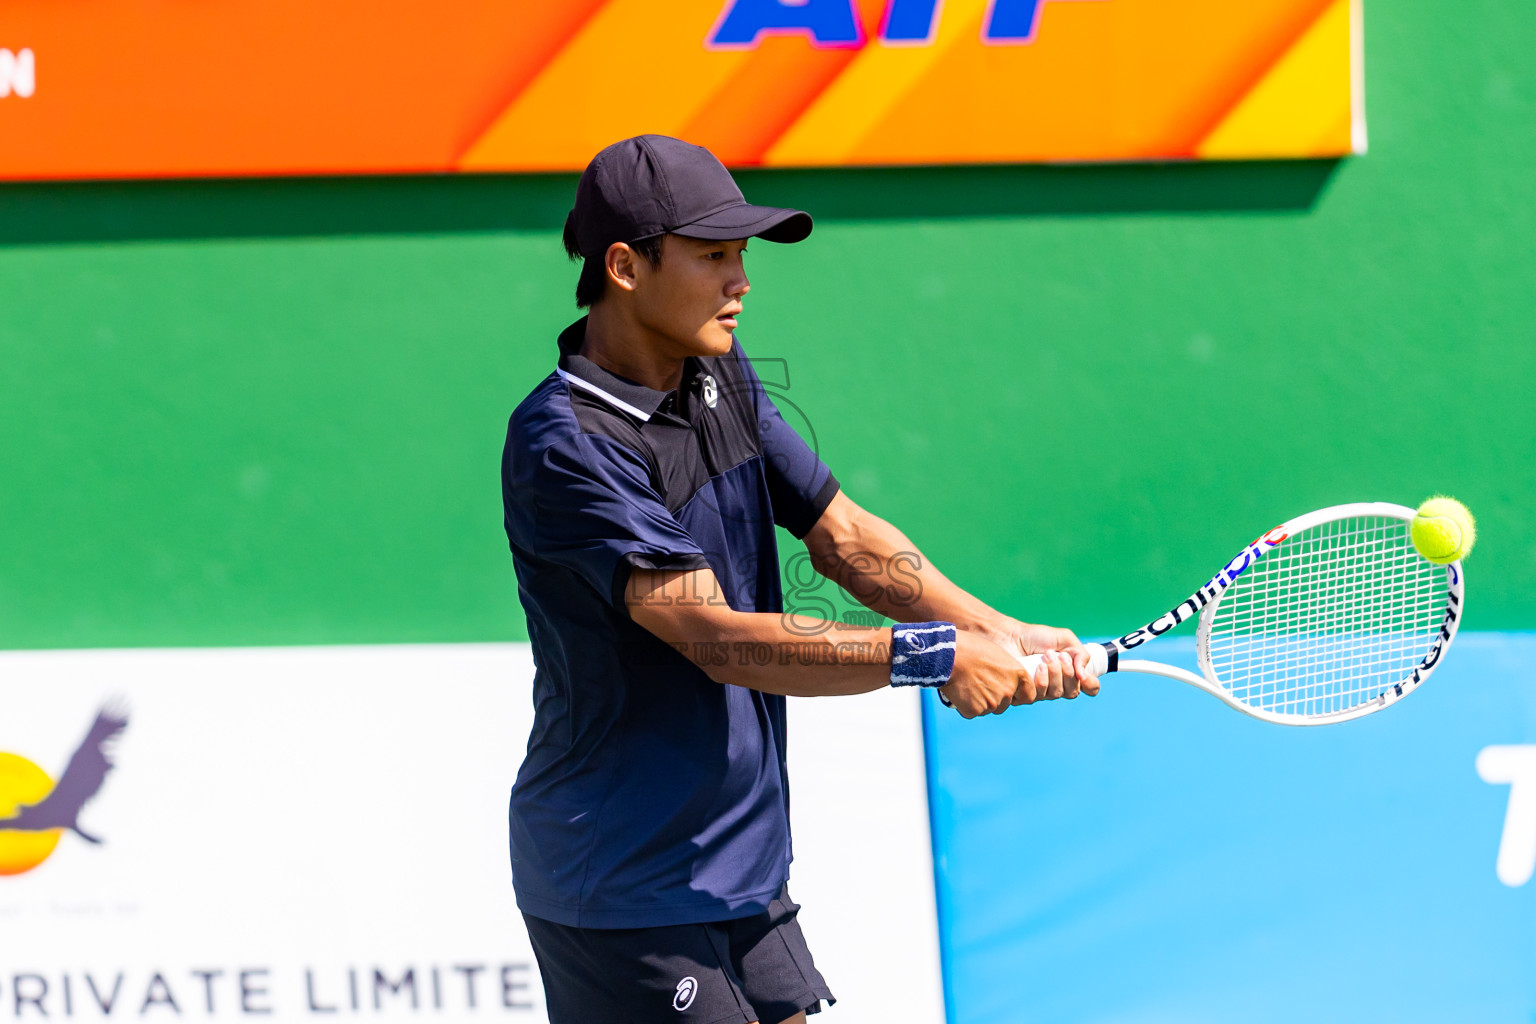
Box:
[1,0,1531,649]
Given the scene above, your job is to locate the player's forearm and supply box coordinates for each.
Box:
[804,494,1014,642]
[677,611,895,697]
[626,566,894,696]
[625,565,1048,712]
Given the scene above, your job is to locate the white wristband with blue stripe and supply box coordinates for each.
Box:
[890,621,958,688]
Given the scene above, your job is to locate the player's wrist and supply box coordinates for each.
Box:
[889,621,958,690]
[965,611,1023,647]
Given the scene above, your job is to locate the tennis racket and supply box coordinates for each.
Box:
[1008,502,1465,725]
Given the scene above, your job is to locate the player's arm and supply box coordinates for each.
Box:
[801,490,1100,701]
[625,565,1033,717]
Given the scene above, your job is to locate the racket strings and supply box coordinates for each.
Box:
[1204,516,1448,719]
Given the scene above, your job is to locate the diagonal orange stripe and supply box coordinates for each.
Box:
[450,0,616,158]
[458,0,750,172]
[1179,0,1339,153]
[836,0,1335,165]
[763,0,992,166]
[1196,0,1353,158]
[676,0,886,166]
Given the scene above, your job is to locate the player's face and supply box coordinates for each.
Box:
[632,235,749,357]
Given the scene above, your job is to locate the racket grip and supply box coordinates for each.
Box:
[1013,642,1111,678]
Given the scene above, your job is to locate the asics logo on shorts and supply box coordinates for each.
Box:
[673,976,698,1011]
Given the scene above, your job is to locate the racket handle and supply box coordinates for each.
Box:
[1013,642,1112,678]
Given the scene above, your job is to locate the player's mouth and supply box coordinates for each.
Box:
[715,308,741,329]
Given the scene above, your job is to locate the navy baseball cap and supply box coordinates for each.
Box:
[566,135,813,259]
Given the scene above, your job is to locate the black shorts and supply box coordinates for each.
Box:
[523,886,835,1024]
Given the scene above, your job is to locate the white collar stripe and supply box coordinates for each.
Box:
[556,368,653,422]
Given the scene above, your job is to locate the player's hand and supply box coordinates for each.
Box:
[938,629,1031,719]
[993,619,1101,702]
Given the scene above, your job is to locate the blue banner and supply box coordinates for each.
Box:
[925,633,1536,1023]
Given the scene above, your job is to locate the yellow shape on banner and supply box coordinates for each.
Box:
[461,0,750,171]
[1197,0,1354,158]
[0,752,62,876]
[763,0,993,167]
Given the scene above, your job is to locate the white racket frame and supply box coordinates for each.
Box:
[1015,502,1465,726]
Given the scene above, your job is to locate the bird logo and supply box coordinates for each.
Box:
[0,705,128,876]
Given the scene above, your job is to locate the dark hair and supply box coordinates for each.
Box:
[562,217,666,309]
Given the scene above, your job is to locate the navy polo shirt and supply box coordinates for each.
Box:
[501,317,840,929]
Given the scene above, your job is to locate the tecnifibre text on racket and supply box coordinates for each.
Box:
[1007,503,1465,726]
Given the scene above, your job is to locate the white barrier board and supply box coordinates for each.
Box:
[0,645,942,1023]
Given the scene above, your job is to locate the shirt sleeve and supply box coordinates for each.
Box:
[526,432,712,609]
[733,341,840,539]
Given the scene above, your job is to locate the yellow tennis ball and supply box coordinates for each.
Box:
[1410,497,1477,564]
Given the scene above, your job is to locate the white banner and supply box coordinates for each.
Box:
[0,645,941,1023]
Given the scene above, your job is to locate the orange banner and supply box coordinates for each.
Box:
[0,0,1362,181]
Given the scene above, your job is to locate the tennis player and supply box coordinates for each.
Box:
[501,135,1099,1024]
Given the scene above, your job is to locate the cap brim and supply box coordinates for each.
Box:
[672,203,813,244]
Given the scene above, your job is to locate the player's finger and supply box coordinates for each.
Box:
[1072,650,1101,696]
[1062,652,1082,699]
[1013,668,1037,706]
[1035,653,1062,701]
[1009,670,1029,706]
[990,677,1013,715]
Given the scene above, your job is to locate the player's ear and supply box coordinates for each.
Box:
[605,242,640,294]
